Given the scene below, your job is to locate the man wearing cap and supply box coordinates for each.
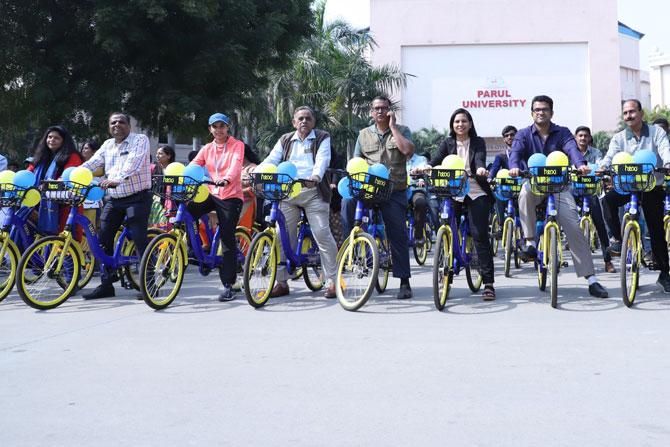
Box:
[260,106,339,299]
[598,99,670,293]
[509,95,608,298]
[80,112,152,299]
[187,112,245,301]
[341,95,415,299]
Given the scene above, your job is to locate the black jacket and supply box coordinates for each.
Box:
[431,136,492,197]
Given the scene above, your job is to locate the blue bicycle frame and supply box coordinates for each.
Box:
[439,196,474,274]
[267,201,319,274]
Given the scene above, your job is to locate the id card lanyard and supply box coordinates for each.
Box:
[212,141,228,195]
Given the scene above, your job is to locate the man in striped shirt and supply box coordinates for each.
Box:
[81,112,152,299]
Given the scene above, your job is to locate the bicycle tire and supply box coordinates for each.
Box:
[17,236,80,310]
[580,217,595,254]
[243,231,278,308]
[464,236,483,292]
[489,213,500,256]
[412,225,428,265]
[124,228,163,291]
[375,236,390,293]
[621,224,640,307]
[301,232,324,291]
[503,219,514,278]
[336,231,378,311]
[514,226,521,269]
[139,233,186,310]
[76,236,95,291]
[548,226,559,308]
[218,227,252,284]
[0,235,19,302]
[433,226,453,311]
[665,217,670,252]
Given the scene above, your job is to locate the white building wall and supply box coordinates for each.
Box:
[650,52,670,108]
[370,0,621,134]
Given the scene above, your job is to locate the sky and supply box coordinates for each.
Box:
[324,0,670,70]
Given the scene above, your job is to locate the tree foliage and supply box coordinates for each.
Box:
[0,0,313,159]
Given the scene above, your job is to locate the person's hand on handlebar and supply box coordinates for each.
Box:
[476,167,488,177]
[575,164,591,176]
[509,168,520,178]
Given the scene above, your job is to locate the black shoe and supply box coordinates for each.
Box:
[608,241,621,257]
[588,282,608,298]
[82,283,115,300]
[656,274,670,294]
[218,283,236,302]
[397,284,412,299]
[520,245,537,262]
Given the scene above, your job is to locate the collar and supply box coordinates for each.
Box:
[291,129,316,142]
[368,123,391,136]
[113,133,134,147]
[531,122,560,136]
[625,122,650,140]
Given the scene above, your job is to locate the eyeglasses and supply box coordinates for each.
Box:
[532,107,551,114]
[503,132,516,138]
[372,106,390,113]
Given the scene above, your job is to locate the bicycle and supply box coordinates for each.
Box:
[430,168,483,311]
[16,181,159,309]
[0,184,41,302]
[572,173,602,254]
[663,175,670,252]
[243,173,324,308]
[406,175,432,265]
[139,175,251,309]
[335,171,394,311]
[521,165,571,308]
[606,163,660,307]
[492,176,523,277]
[488,208,500,257]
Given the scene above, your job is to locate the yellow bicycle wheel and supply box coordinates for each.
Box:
[17,236,80,310]
[139,233,186,310]
[433,226,453,311]
[243,231,278,308]
[336,231,378,311]
[0,235,19,302]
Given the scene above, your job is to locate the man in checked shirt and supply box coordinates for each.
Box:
[81,112,152,299]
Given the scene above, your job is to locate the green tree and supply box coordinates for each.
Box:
[0,0,313,158]
[412,127,448,160]
[247,0,410,159]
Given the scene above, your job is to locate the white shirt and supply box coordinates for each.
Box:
[265,130,331,181]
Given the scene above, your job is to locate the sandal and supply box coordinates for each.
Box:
[482,285,496,301]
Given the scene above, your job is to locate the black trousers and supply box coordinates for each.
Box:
[411,191,428,239]
[603,186,669,274]
[453,195,495,284]
[99,190,152,285]
[187,195,242,285]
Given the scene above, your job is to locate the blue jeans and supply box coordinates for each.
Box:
[341,190,411,279]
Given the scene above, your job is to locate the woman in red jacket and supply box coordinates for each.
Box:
[29,125,83,234]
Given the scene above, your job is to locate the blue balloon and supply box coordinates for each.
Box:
[633,149,656,173]
[528,153,547,169]
[183,164,205,183]
[276,162,298,181]
[368,163,390,180]
[86,186,104,201]
[61,166,76,186]
[337,177,352,199]
[588,163,599,176]
[13,170,36,188]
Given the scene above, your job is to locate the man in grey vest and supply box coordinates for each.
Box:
[341,96,416,299]
[261,106,338,298]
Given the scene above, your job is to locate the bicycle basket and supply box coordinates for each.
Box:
[613,163,655,193]
[529,166,569,194]
[0,184,32,208]
[493,177,522,200]
[428,168,467,197]
[151,175,200,203]
[251,173,297,201]
[40,181,91,206]
[348,172,394,203]
[570,174,601,197]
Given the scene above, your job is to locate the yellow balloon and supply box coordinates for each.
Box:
[441,154,465,170]
[193,184,209,203]
[70,166,93,186]
[346,157,369,175]
[546,151,569,167]
[0,170,15,184]
[496,168,509,179]
[255,163,277,174]
[164,162,185,176]
[21,188,41,207]
[612,152,634,165]
[289,182,302,198]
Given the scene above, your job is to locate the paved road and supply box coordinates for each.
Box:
[2,251,670,446]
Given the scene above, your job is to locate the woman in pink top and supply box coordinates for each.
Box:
[188,112,245,301]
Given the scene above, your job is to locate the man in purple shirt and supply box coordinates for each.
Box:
[509,95,608,298]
